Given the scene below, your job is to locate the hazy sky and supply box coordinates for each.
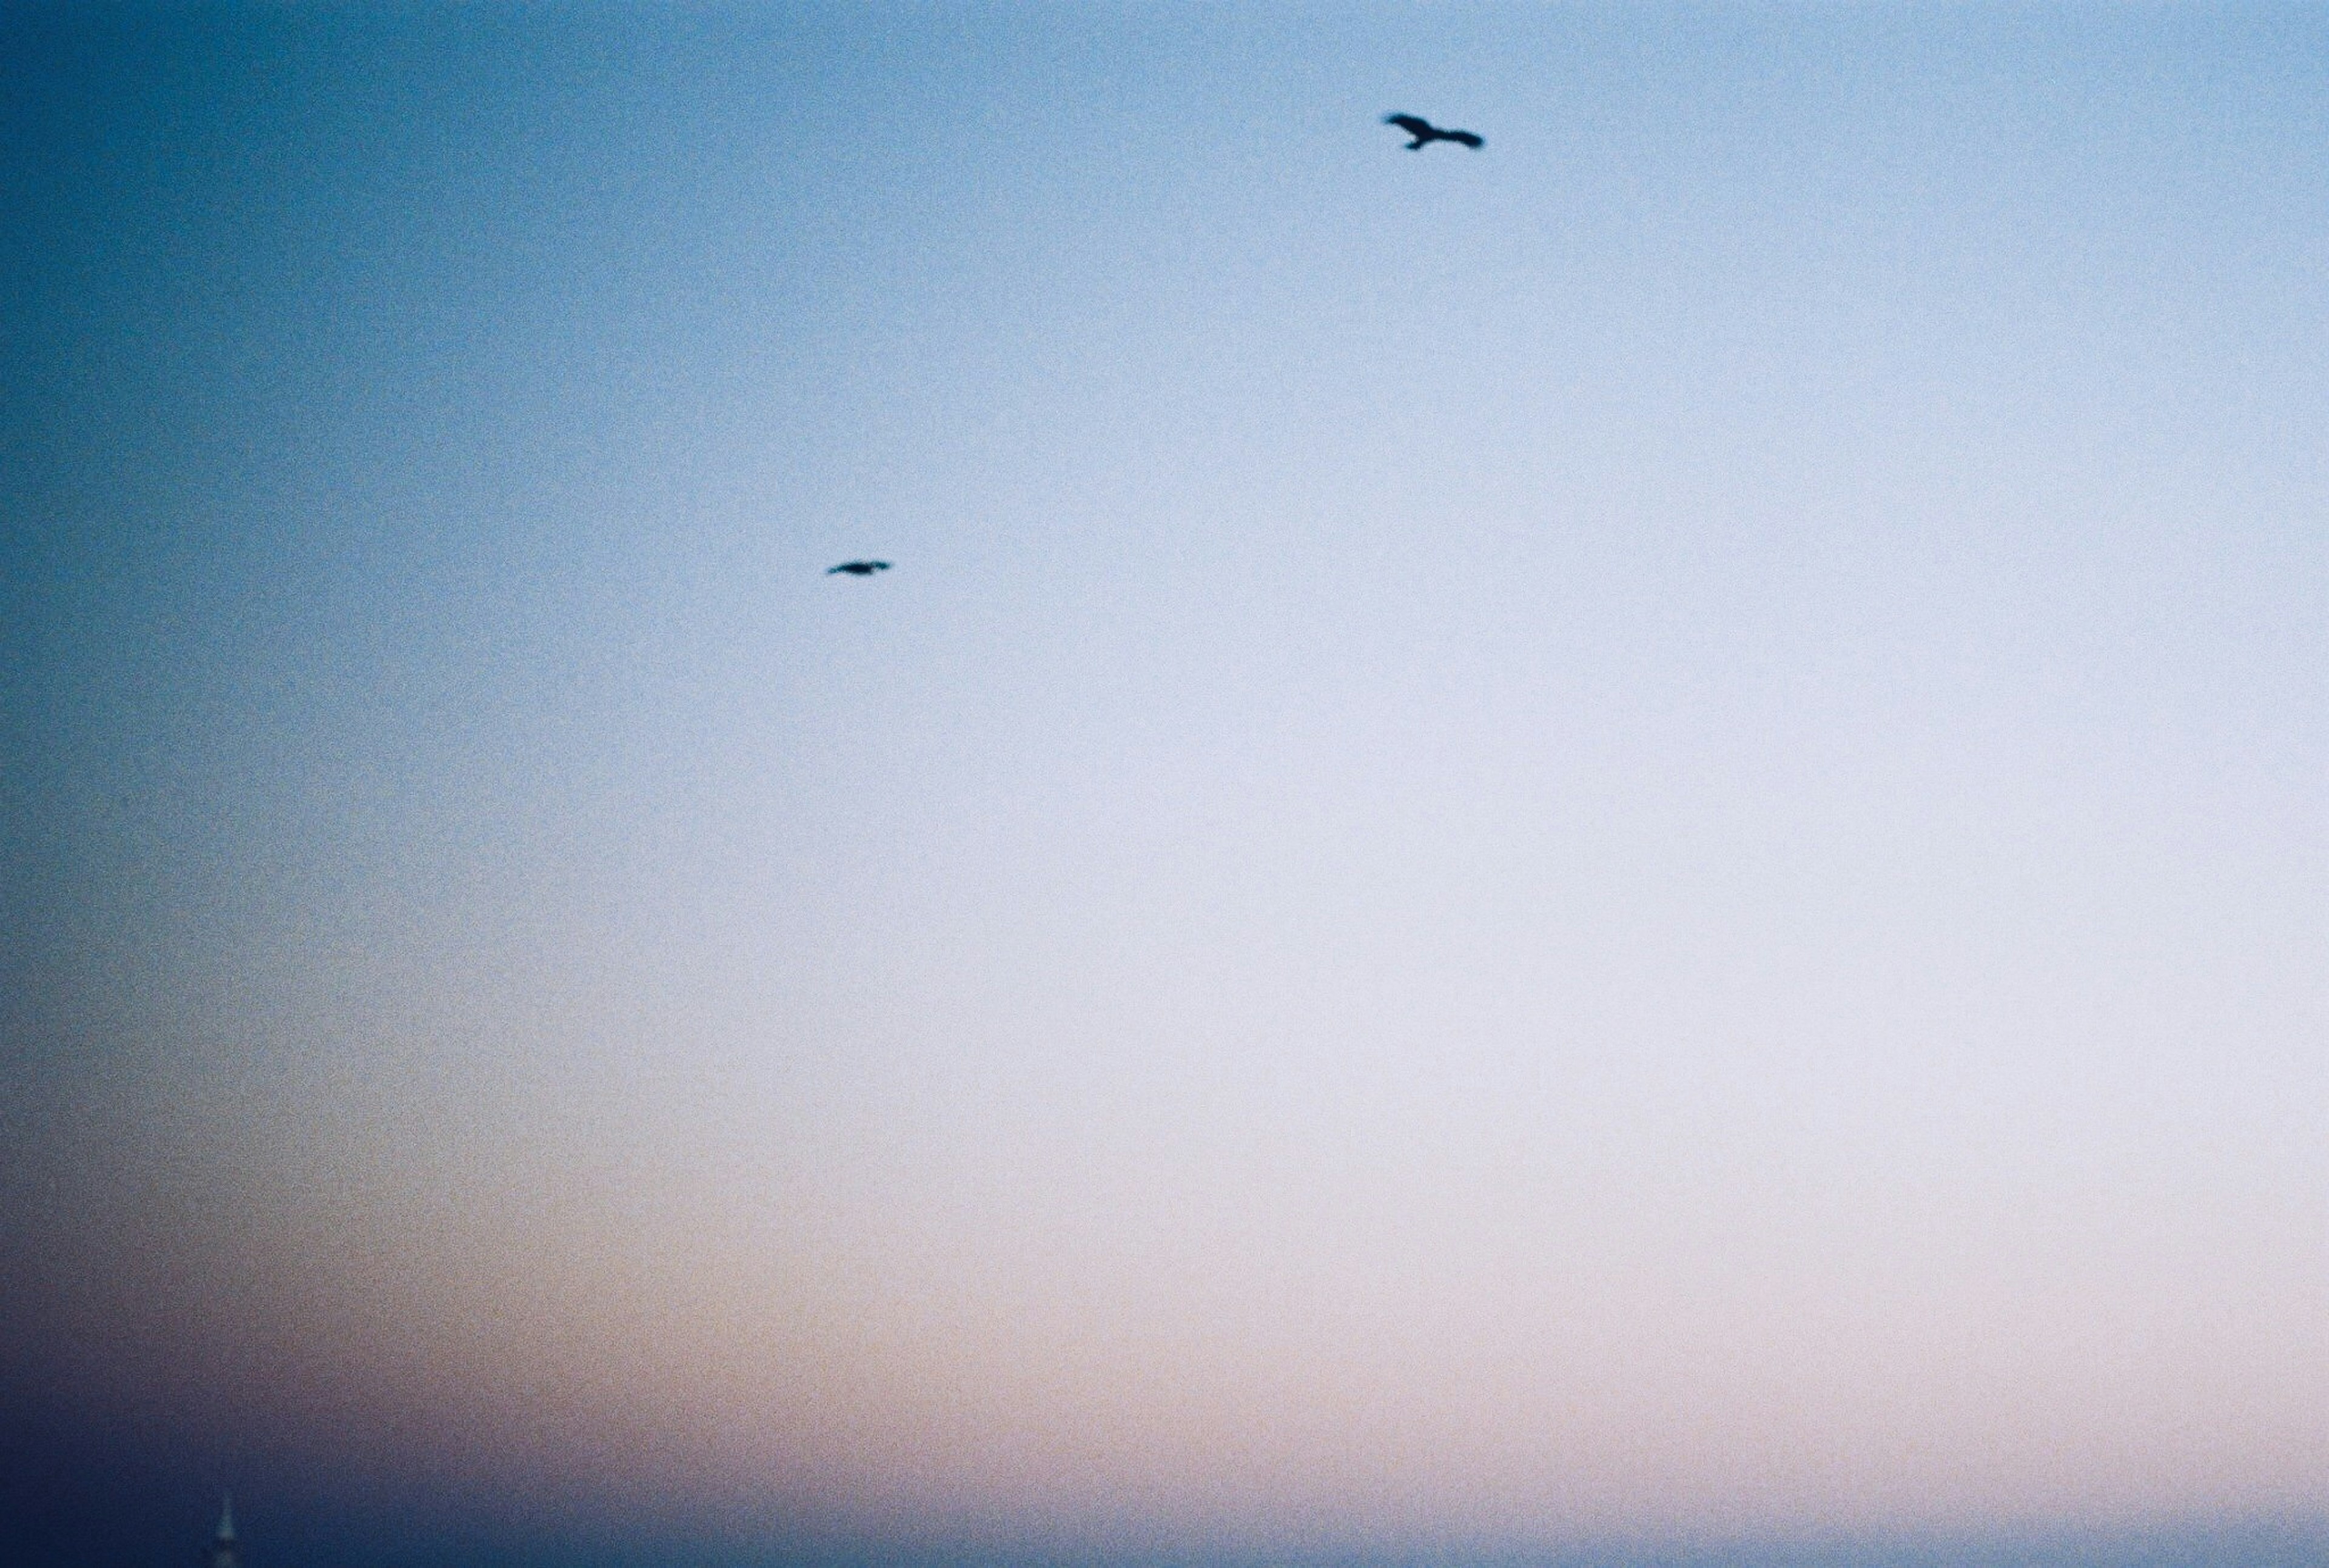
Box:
[4,5,2324,1566]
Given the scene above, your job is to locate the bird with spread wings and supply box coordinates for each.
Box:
[1384,114,1483,150]
[827,560,891,576]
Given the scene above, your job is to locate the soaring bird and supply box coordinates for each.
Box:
[827,560,891,576]
[1384,113,1483,150]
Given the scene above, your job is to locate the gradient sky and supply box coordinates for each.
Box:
[4,5,2324,1567]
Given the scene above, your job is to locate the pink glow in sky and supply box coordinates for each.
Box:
[4,7,2323,1564]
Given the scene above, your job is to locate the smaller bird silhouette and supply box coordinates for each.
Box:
[827,560,891,576]
[1384,113,1483,150]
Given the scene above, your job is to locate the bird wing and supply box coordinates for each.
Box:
[1446,130,1483,148]
[1385,115,1434,136]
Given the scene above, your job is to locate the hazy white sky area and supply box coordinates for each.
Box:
[5,5,2323,1560]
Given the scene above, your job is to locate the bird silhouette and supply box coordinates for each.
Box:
[1384,114,1483,150]
[827,560,891,576]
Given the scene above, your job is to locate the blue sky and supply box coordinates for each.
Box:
[4,5,2324,1566]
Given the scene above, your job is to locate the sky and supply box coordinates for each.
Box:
[2,4,2324,1566]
